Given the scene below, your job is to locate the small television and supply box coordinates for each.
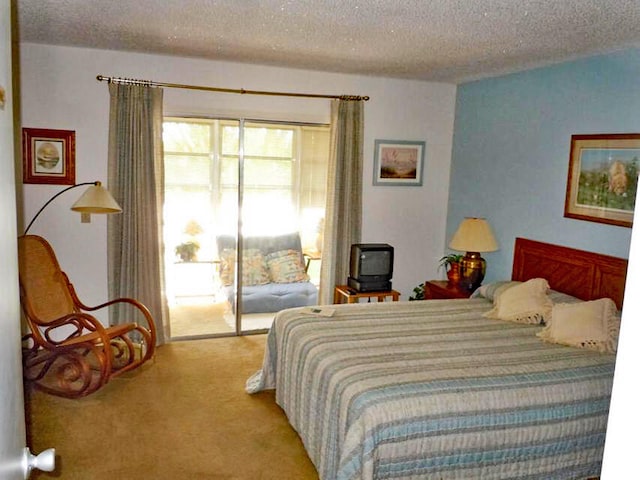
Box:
[347,243,394,292]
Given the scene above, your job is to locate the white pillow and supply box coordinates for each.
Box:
[537,298,620,353]
[483,278,552,325]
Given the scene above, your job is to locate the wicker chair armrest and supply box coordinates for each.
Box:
[75,296,157,354]
[63,279,156,354]
[43,312,111,346]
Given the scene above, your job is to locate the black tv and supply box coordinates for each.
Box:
[347,243,394,292]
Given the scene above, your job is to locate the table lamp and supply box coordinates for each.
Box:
[448,217,498,291]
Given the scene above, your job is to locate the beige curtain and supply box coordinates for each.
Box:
[318,99,364,304]
[107,84,168,345]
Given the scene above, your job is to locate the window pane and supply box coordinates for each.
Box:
[219,189,239,234]
[164,121,210,153]
[299,127,330,251]
[244,159,292,187]
[299,127,330,209]
[165,155,211,186]
[164,187,215,260]
[243,126,293,158]
[220,156,238,186]
[221,125,239,156]
[242,189,296,235]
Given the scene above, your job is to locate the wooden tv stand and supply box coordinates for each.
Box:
[333,285,400,304]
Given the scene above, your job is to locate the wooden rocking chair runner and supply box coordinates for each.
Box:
[18,234,157,398]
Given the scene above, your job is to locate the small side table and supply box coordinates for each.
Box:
[423,280,474,300]
[303,249,322,272]
[334,285,400,304]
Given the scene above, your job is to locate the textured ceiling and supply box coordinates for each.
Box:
[16,0,640,83]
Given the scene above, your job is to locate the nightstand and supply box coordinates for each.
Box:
[423,280,474,300]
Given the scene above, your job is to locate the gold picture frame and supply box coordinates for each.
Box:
[22,127,76,185]
[564,134,638,228]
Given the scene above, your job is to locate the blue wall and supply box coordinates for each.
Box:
[448,48,640,282]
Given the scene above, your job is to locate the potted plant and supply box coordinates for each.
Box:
[175,240,200,262]
[409,282,426,301]
[175,219,204,262]
[439,253,463,285]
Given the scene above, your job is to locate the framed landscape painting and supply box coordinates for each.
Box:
[22,127,76,185]
[564,133,639,228]
[373,139,425,186]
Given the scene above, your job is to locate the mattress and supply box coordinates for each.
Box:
[247,298,615,479]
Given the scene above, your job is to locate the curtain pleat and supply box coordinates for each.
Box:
[107,84,168,345]
[318,99,364,304]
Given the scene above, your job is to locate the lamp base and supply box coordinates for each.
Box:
[459,251,486,291]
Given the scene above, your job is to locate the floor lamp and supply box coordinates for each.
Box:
[23,181,122,235]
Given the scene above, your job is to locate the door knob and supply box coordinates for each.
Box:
[22,447,55,478]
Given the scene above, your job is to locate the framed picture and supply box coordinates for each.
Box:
[373,139,425,186]
[564,133,639,228]
[22,127,76,185]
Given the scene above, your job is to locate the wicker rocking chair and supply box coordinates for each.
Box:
[18,235,156,398]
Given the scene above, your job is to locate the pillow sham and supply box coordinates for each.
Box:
[483,277,552,325]
[243,249,271,286]
[266,249,309,283]
[537,297,620,353]
[472,281,521,301]
[473,281,584,305]
[219,249,271,286]
[547,290,584,305]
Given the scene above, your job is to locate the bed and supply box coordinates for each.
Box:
[246,238,628,479]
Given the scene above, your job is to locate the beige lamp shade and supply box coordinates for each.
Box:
[71,182,122,214]
[449,217,498,253]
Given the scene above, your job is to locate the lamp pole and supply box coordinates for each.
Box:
[23,182,97,235]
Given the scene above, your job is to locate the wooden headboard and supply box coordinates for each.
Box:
[512,237,628,309]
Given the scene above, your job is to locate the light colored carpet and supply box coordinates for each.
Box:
[170,301,233,337]
[26,335,318,480]
[169,302,275,338]
[222,312,275,331]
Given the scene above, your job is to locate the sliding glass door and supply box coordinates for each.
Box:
[163,117,328,338]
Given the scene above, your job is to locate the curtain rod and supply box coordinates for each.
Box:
[96,75,369,101]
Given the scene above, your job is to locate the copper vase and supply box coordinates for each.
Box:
[446,263,461,285]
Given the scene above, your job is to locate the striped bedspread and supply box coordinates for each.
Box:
[246,298,615,480]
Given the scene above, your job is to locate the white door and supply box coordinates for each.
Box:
[0,1,28,478]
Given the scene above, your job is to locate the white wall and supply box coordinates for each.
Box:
[601,183,640,476]
[19,43,457,306]
[1,0,28,473]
